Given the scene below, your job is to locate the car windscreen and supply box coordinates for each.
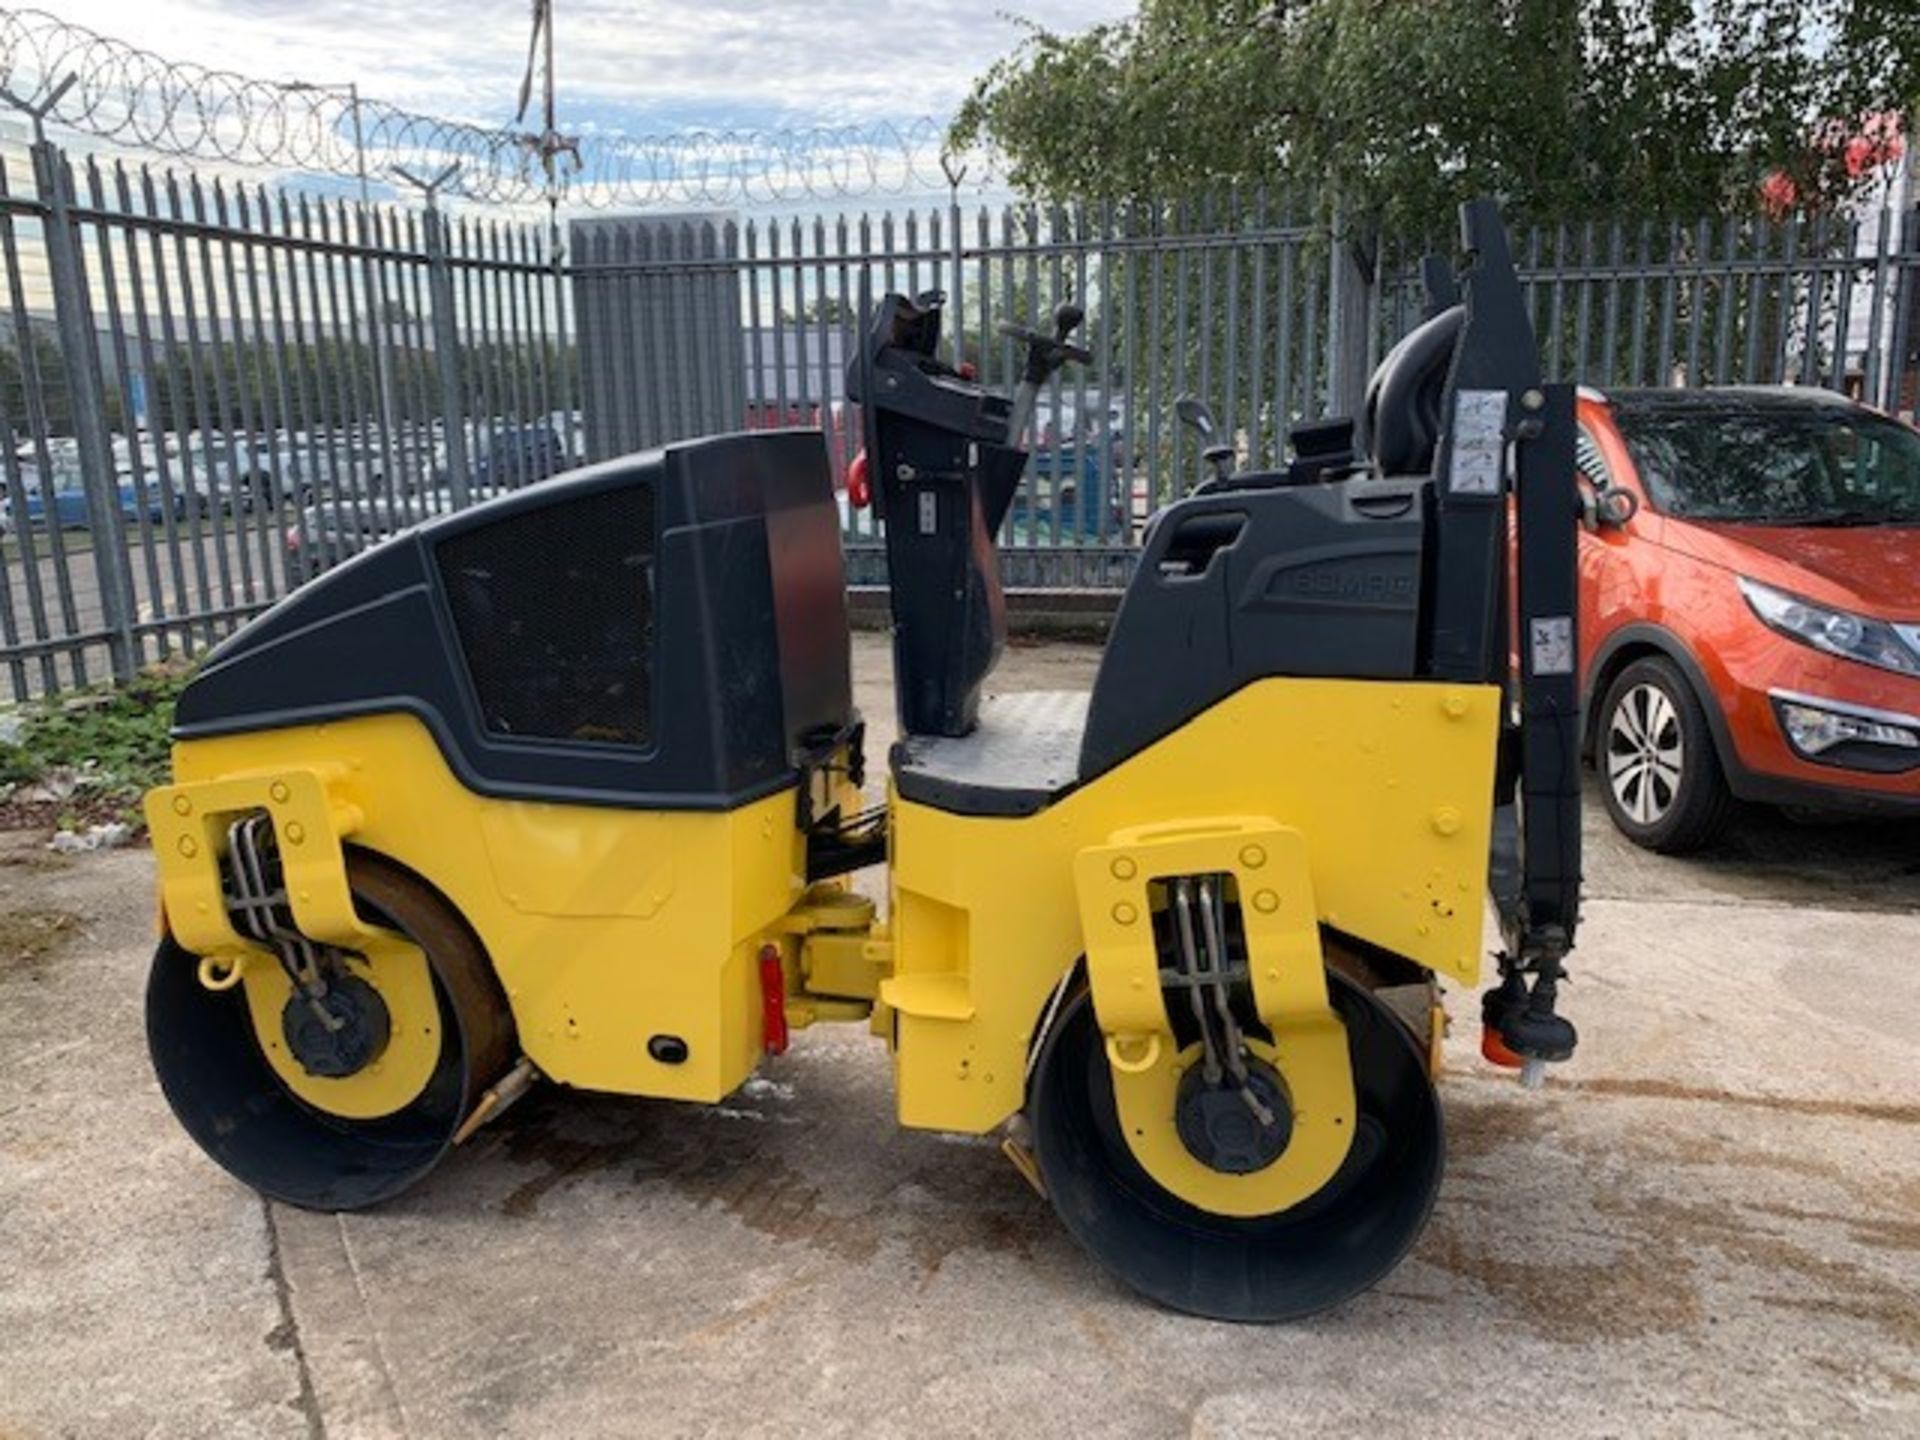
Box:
[1613,400,1920,525]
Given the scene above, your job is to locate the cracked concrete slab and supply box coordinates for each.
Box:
[2,635,1916,1438]
[0,845,307,1440]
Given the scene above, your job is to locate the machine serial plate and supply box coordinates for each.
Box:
[1448,389,1507,495]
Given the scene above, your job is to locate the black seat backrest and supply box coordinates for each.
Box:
[1363,304,1465,475]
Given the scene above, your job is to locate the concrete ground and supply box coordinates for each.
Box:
[2,633,1917,1439]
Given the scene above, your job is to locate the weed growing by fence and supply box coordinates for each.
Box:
[0,664,192,831]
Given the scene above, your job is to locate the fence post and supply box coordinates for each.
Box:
[31,121,140,681]
[941,152,967,323]
[1324,206,1374,419]
[1886,205,1919,418]
[397,164,470,508]
[424,207,471,509]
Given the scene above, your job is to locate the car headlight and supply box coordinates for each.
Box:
[1770,690,1920,771]
[1738,577,1920,678]
[1774,696,1919,756]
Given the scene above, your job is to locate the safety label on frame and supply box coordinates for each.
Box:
[1529,616,1575,676]
[1448,389,1507,495]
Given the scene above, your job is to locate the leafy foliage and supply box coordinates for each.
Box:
[0,333,131,438]
[138,337,578,436]
[4,329,577,442]
[0,666,192,826]
[951,1,1920,231]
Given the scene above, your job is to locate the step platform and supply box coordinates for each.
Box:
[890,690,1089,817]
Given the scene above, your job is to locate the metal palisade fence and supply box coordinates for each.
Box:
[5,134,1919,700]
[2,134,576,700]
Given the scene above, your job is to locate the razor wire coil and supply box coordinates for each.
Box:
[0,6,980,206]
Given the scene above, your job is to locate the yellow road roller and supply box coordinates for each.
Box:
[145,199,1583,1321]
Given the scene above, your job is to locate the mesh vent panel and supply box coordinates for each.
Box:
[437,486,655,746]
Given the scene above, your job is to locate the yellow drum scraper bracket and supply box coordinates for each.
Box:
[1074,818,1355,1217]
[145,767,439,1119]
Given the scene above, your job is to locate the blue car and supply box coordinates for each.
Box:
[1010,440,1128,540]
[20,468,176,530]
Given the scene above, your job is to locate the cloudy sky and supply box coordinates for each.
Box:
[58,0,1131,135]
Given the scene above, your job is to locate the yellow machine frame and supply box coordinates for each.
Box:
[879,677,1496,1201]
[151,674,1497,1201]
[153,717,803,1105]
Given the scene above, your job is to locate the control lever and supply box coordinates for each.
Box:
[1001,301,1092,449]
[1176,396,1236,484]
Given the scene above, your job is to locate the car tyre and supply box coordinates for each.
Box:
[1597,655,1735,853]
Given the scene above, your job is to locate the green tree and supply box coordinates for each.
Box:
[136,336,576,436]
[0,332,127,438]
[951,1,1920,231]
[790,294,859,326]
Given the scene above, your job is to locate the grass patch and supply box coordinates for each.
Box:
[1,532,98,562]
[0,664,193,832]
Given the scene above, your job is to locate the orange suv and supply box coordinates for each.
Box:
[1575,386,1920,851]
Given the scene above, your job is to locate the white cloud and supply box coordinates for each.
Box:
[55,0,1130,131]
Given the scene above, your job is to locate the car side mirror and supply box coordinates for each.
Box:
[1582,485,1639,531]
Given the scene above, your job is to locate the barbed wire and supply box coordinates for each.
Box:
[0,7,987,207]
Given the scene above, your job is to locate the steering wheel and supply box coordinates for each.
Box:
[999,303,1093,383]
[996,322,1092,358]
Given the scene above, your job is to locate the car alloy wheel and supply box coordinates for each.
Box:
[1606,680,1683,826]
